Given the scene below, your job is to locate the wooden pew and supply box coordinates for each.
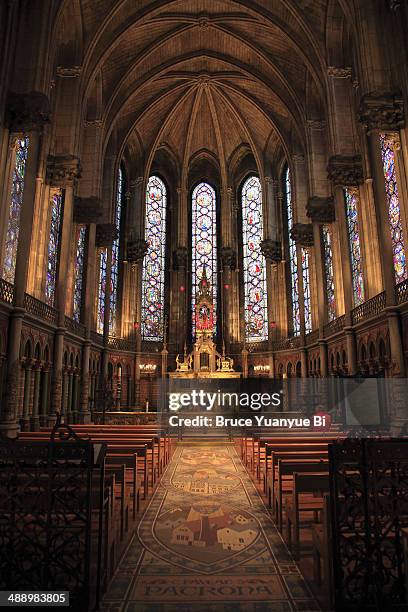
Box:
[285,472,330,558]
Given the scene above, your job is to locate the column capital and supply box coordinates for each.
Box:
[130,176,144,189]
[6,91,50,132]
[126,238,148,264]
[73,196,102,224]
[327,66,353,79]
[306,119,326,131]
[290,223,314,247]
[173,246,188,270]
[95,223,118,247]
[292,154,305,164]
[306,196,336,223]
[46,155,81,187]
[220,246,235,269]
[56,65,82,78]
[327,155,364,186]
[260,239,282,262]
[358,92,404,134]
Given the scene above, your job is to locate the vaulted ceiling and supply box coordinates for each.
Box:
[52,0,355,177]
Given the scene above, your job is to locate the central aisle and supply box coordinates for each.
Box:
[101,443,320,611]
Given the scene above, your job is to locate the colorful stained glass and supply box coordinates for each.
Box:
[242,176,268,341]
[285,167,300,336]
[301,248,312,333]
[110,166,124,333]
[322,225,336,322]
[2,136,29,283]
[45,189,63,306]
[73,226,86,322]
[97,248,107,335]
[142,176,167,341]
[344,188,365,306]
[192,182,217,336]
[380,133,407,283]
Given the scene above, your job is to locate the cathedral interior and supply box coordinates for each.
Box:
[0,1,408,611]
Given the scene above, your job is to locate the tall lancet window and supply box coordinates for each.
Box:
[110,165,124,333]
[301,248,312,333]
[284,167,300,336]
[322,225,336,322]
[344,188,365,306]
[2,136,29,283]
[142,176,167,341]
[192,182,217,336]
[242,176,268,341]
[97,248,107,335]
[45,189,63,306]
[380,133,407,283]
[73,226,86,322]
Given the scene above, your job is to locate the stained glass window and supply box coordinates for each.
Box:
[142,176,167,341]
[321,225,336,322]
[380,133,407,283]
[192,182,217,336]
[301,248,312,333]
[285,167,300,336]
[344,188,365,306]
[242,176,268,341]
[97,248,107,335]
[2,136,29,283]
[73,226,86,322]
[45,189,63,306]
[110,166,124,333]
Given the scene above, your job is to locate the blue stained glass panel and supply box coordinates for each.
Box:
[242,176,268,341]
[2,136,29,283]
[322,225,336,322]
[97,248,107,335]
[192,182,217,336]
[45,189,63,306]
[379,133,407,283]
[301,248,312,333]
[110,166,123,333]
[142,176,167,341]
[285,167,300,336]
[73,226,86,322]
[344,188,365,306]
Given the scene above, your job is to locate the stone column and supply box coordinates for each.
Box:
[46,155,81,418]
[306,196,336,333]
[173,246,188,353]
[220,247,234,352]
[22,362,32,432]
[40,367,50,427]
[1,93,50,436]
[31,363,41,431]
[291,223,314,341]
[345,329,357,376]
[261,238,282,363]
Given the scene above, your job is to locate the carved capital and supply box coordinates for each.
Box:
[127,238,148,264]
[306,196,336,223]
[327,66,352,79]
[327,155,364,186]
[260,239,282,263]
[306,120,326,131]
[83,119,103,129]
[46,155,81,187]
[290,223,314,247]
[173,246,188,270]
[73,196,102,224]
[96,223,118,247]
[220,247,235,269]
[56,65,82,78]
[6,91,50,132]
[358,92,404,133]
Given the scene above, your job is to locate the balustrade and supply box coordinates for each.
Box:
[351,292,386,325]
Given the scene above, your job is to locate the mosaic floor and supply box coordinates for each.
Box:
[100,443,320,611]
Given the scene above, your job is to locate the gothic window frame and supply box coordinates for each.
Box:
[141,174,169,342]
[1,134,30,284]
[239,174,268,343]
[96,246,108,335]
[110,163,127,335]
[344,187,365,307]
[282,164,301,337]
[321,225,337,322]
[72,224,87,323]
[189,180,219,341]
[44,187,64,307]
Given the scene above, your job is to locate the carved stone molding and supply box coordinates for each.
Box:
[306,196,336,223]
[56,66,82,78]
[292,154,305,163]
[173,246,188,270]
[327,66,352,79]
[46,155,81,187]
[96,223,118,247]
[83,119,103,129]
[73,197,102,224]
[358,92,404,133]
[6,91,50,132]
[327,155,364,186]
[389,0,403,10]
[290,223,314,247]
[306,120,326,131]
[260,239,282,263]
[220,247,235,269]
[127,238,148,264]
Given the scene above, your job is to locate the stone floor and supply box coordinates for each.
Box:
[99,443,322,611]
